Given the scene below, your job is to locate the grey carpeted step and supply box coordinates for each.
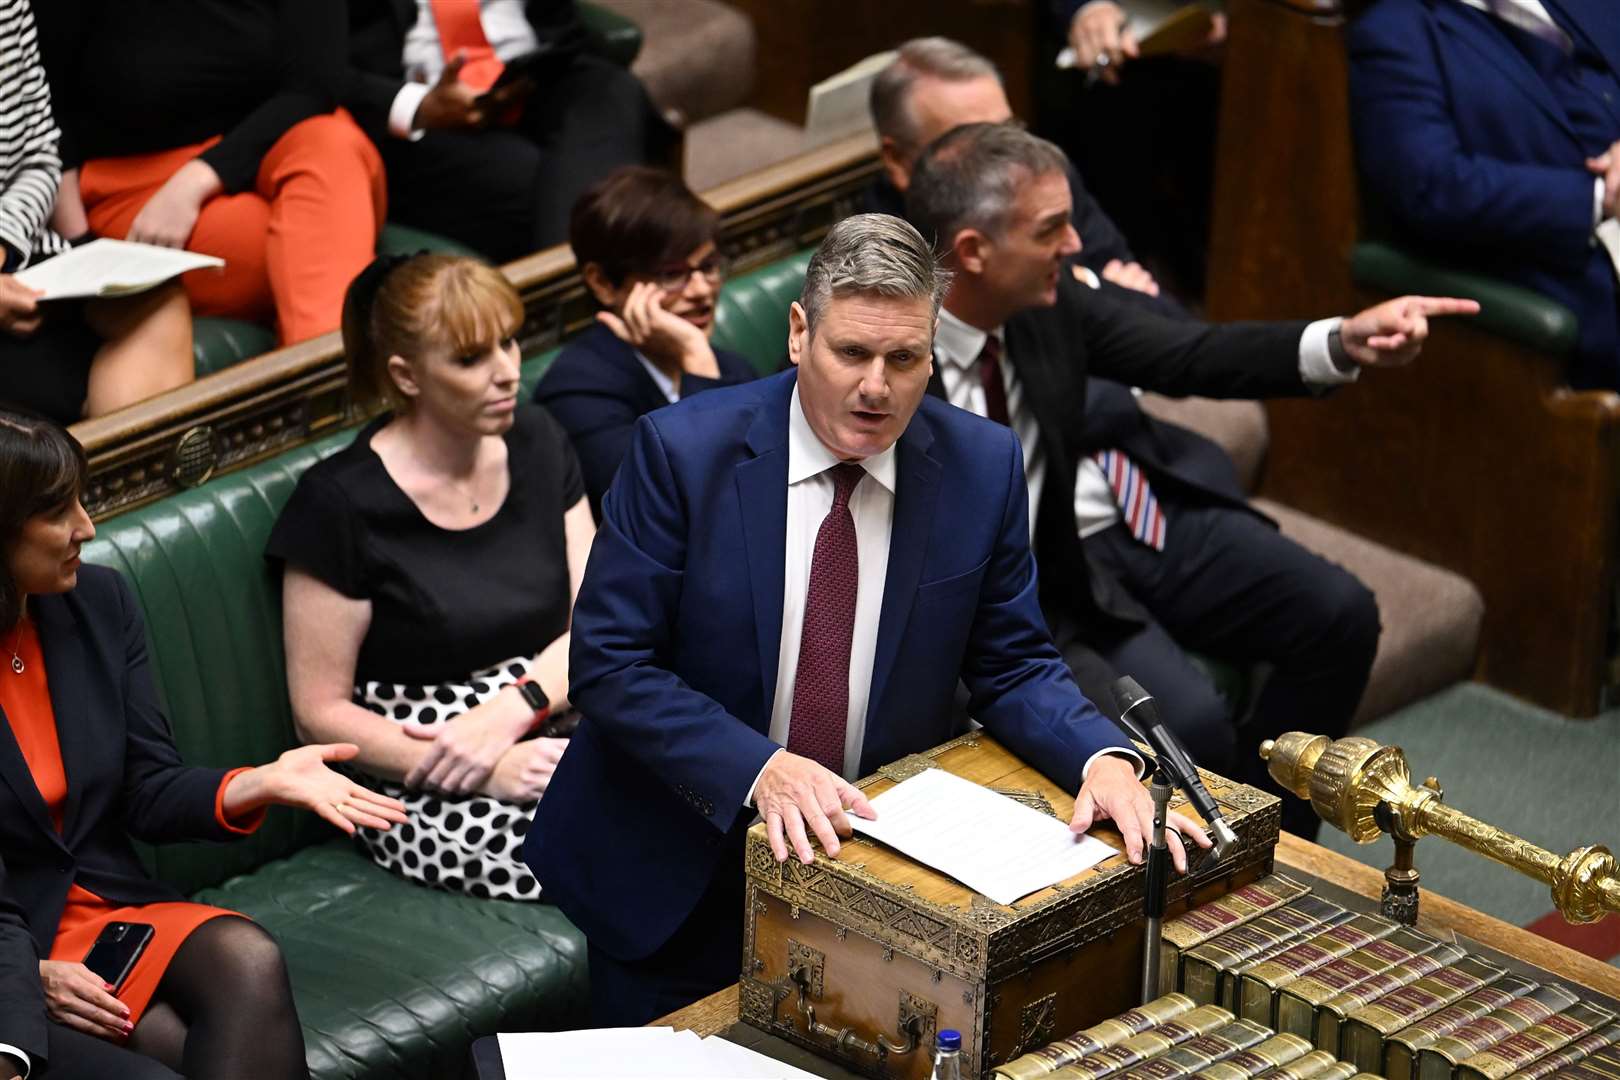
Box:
[683,108,808,192]
[597,0,756,123]
[1255,497,1484,724]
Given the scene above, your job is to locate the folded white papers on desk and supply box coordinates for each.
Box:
[849,768,1118,905]
[495,1027,824,1079]
[15,239,223,300]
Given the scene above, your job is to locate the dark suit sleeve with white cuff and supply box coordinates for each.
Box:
[524,370,1135,1026]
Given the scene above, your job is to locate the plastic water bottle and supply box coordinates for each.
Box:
[929,1029,963,1080]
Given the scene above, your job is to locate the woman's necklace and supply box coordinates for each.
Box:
[7,619,25,675]
[446,473,481,514]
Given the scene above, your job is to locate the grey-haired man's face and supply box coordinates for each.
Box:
[882,74,1013,192]
[787,293,935,461]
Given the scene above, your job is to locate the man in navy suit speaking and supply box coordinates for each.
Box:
[526,214,1210,1025]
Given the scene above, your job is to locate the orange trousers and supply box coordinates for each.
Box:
[80,109,386,346]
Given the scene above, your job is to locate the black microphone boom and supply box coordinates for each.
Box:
[1110,676,1239,862]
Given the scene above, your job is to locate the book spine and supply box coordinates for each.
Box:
[1238,916,1398,1025]
[1339,955,1508,1074]
[1219,907,1358,1010]
[1274,928,1438,1039]
[1417,985,1582,1080]
[1189,1033,1317,1080]
[1456,1004,1619,1080]
[1314,944,1470,1056]
[1503,1022,1620,1080]
[1183,899,1349,1006]
[999,994,1200,1079]
[1055,1006,1237,1080]
[1244,1050,1343,1080]
[1383,976,1539,1080]
[1559,1045,1620,1080]
[1115,1021,1275,1080]
[1162,875,1311,989]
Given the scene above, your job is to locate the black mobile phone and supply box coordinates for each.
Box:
[83,922,154,993]
[477,50,546,101]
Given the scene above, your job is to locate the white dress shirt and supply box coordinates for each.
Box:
[932,303,1352,544]
[636,352,680,404]
[766,385,898,783]
[388,0,541,139]
[0,1045,26,1077]
[745,384,1139,805]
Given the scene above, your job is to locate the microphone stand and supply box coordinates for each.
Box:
[1140,761,1175,1005]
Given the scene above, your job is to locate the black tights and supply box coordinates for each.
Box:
[124,916,306,1080]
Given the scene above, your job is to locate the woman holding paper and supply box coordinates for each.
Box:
[0,0,192,422]
[30,0,386,348]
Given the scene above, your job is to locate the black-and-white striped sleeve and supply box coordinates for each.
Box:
[0,0,66,269]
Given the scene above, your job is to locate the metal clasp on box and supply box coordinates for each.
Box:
[768,940,937,1063]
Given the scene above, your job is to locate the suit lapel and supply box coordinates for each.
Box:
[35,595,91,842]
[736,378,793,721]
[864,416,940,742]
[1005,312,1080,455]
[1435,1,1579,144]
[0,703,60,845]
[0,601,75,849]
[1543,0,1620,82]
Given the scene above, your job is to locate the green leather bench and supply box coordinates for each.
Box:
[83,426,587,1080]
[82,247,1245,1080]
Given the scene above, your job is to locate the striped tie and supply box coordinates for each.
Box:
[1093,449,1167,551]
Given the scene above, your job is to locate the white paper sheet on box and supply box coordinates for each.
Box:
[849,768,1117,905]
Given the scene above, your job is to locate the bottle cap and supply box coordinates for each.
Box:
[938,1030,962,1051]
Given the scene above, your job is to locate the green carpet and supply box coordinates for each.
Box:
[1306,682,1620,965]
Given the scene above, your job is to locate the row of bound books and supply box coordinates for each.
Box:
[995,873,1620,1080]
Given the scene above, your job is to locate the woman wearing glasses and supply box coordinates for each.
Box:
[534,167,756,519]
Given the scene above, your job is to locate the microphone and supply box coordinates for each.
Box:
[1111,676,1239,862]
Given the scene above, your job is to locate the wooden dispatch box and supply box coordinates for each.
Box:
[739,733,1283,1080]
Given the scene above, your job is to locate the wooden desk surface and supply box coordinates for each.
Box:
[656,832,1620,1037]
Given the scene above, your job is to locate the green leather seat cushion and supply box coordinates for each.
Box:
[191,224,483,378]
[194,842,586,1080]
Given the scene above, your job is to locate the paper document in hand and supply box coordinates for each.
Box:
[15,239,224,300]
[849,768,1117,906]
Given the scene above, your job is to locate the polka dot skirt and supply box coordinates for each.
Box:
[351,655,542,901]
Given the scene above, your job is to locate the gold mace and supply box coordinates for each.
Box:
[1259,733,1620,924]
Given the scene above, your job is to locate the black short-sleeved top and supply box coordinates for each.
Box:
[266,405,585,686]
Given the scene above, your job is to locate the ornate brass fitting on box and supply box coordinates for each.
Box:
[1259,733,1620,926]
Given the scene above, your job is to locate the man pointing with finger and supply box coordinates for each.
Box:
[904,122,1479,840]
[526,213,1208,1027]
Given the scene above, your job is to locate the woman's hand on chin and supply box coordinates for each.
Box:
[225,745,408,834]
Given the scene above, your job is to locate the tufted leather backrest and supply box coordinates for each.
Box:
[712,250,812,375]
[84,434,351,893]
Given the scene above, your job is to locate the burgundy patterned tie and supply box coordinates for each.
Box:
[978,335,1011,427]
[787,463,866,774]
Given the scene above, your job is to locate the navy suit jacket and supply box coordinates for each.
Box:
[1349,0,1620,387]
[526,369,1129,961]
[533,323,757,519]
[0,566,244,1068]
